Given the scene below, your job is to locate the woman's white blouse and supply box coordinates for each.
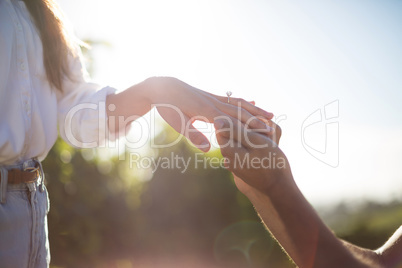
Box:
[0,0,116,165]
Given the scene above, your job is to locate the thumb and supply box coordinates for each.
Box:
[158,106,210,152]
[184,116,210,152]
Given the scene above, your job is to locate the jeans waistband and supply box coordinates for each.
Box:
[0,158,38,170]
[0,158,45,203]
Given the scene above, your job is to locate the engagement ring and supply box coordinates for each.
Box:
[226,91,232,103]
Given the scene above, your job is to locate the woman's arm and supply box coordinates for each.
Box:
[106,76,274,151]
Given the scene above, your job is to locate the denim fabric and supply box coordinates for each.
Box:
[0,160,50,268]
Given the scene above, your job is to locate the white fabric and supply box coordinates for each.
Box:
[0,0,117,165]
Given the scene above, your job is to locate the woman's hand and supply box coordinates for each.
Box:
[107,77,274,152]
[146,77,274,151]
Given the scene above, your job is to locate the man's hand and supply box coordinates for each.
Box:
[213,116,371,268]
[232,119,282,196]
[214,116,290,195]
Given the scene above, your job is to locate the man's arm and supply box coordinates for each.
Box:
[376,225,402,267]
[214,118,399,268]
[341,240,382,267]
[242,174,371,268]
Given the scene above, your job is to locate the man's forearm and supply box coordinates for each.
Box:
[376,225,402,267]
[341,240,382,267]
[244,176,369,268]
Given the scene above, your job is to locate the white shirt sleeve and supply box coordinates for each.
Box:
[56,49,117,148]
[0,1,124,164]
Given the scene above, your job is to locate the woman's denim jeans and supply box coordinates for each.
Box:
[0,160,50,268]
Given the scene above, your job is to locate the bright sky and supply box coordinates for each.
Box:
[56,0,402,206]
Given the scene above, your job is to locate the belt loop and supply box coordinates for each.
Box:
[0,167,8,204]
[35,158,45,192]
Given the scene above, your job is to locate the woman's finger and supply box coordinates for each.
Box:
[203,91,274,120]
[183,88,273,134]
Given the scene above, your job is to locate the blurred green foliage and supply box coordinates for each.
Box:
[43,124,402,268]
[44,124,294,267]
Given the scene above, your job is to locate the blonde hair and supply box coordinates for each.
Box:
[23,0,78,91]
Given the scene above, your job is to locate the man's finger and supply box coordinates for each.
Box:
[215,133,249,171]
[214,117,272,150]
[214,103,274,135]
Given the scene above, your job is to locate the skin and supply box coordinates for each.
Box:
[105,76,274,152]
[214,116,402,268]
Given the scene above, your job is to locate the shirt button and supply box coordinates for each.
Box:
[17,24,22,31]
[20,63,26,70]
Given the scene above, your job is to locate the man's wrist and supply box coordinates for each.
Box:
[256,170,295,201]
